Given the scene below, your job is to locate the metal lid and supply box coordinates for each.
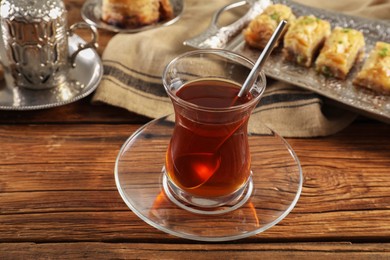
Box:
[0,0,65,22]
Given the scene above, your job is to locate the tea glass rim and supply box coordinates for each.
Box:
[162,49,266,113]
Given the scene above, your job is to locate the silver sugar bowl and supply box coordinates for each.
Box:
[0,0,98,90]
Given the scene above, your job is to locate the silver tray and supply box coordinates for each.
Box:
[0,34,103,110]
[81,0,184,33]
[184,0,390,123]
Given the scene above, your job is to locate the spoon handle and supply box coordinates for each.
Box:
[238,20,287,97]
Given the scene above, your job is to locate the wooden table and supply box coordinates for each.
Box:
[1,1,390,258]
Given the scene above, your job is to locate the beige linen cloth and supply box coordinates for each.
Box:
[93,0,390,137]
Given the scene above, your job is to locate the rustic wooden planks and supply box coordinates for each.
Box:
[1,123,390,243]
[1,242,390,259]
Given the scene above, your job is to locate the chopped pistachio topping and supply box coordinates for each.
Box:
[301,16,316,24]
[322,66,333,77]
[378,47,388,58]
[270,12,280,21]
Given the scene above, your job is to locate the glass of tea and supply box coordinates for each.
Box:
[162,49,266,212]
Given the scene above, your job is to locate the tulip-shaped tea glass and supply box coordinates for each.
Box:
[162,49,266,214]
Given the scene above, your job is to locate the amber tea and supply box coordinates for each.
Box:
[165,79,254,198]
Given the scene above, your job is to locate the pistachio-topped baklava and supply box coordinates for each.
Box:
[315,27,365,79]
[243,4,296,49]
[353,41,390,94]
[283,15,331,67]
[102,0,173,28]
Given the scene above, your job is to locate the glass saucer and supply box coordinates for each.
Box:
[115,115,303,242]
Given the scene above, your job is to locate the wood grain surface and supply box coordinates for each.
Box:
[0,0,390,258]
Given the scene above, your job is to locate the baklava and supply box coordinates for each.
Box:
[315,27,365,79]
[283,15,331,67]
[102,0,173,28]
[353,41,390,94]
[243,4,296,49]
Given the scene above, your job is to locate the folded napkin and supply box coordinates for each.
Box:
[92,0,390,137]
